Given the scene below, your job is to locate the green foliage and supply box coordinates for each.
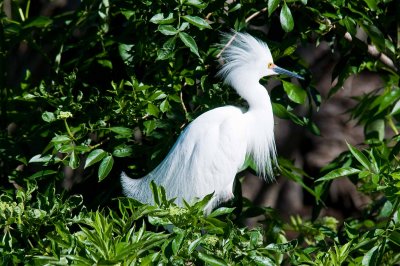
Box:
[1,0,400,264]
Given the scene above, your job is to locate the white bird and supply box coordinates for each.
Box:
[121,32,303,212]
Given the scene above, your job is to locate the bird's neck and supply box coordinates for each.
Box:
[229,70,277,179]
[230,71,272,113]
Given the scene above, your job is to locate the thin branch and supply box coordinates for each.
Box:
[180,91,188,117]
[179,91,189,129]
[217,32,238,58]
[216,5,399,72]
[343,31,398,72]
[245,7,267,23]
[217,7,267,58]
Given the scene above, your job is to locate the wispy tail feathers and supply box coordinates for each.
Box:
[120,172,153,205]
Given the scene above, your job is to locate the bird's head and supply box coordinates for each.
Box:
[218,32,303,84]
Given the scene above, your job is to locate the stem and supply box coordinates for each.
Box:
[89,137,109,150]
[343,30,398,72]
[387,116,399,135]
[217,8,267,58]
[64,119,75,140]
[25,0,31,20]
[180,90,188,116]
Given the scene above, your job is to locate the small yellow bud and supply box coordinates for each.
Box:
[57,111,73,119]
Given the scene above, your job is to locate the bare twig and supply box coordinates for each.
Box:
[180,91,188,117]
[245,7,267,23]
[343,31,398,72]
[217,7,267,58]
[217,32,238,58]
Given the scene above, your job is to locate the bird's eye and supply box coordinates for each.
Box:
[268,63,273,68]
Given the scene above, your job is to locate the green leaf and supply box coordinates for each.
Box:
[85,149,107,168]
[265,239,298,252]
[317,167,361,182]
[379,200,393,218]
[182,15,211,29]
[391,100,400,115]
[208,207,235,218]
[282,81,306,104]
[69,150,79,169]
[280,3,294,32]
[144,120,157,135]
[23,16,52,28]
[389,231,400,247]
[97,59,112,69]
[51,135,71,143]
[27,170,58,180]
[150,13,174,25]
[268,0,280,16]
[272,103,304,125]
[172,230,185,255]
[150,181,160,205]
[342,17,357,36]
[361,21,385,52]
[179,32,200,57]
[98,155,114,181]
[377,89,400,114]
[119,43,134,64]
[113,145,133,158]
[250,254,275,266]
[29,154,61,163]
[347,143,372,171]
[307,121,321,136]
[158,25,178,35]
[188,238,203,254]
[42,111,56,123]
[110,126,133,137]
[365,119,384,141]
[363,0,377,10]
[362,246,379,266]
[157,37,176,60]
[146,103,160,117]
[185,0,208,8]
[197,252,227,266]
[159,99,170,113]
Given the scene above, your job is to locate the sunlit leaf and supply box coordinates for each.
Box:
[110,127,133,137]
[158,25,178,35]
[179,32,200,57]
[98,155,114,181]
[280,3,294,32]
[23,16,52,28]
[282,81,306,104]
[69,150,80,169]
[317,167,360,182]
[208,207,235,218]
[150,13,174,24]
[268,0,280,16]
[362,246,379,266]
[85,149,107,168]
[113,145,133,158]
[347,142,372,171]
[42,111,56,123]
[198,252,227,266]
[182,15,211,29]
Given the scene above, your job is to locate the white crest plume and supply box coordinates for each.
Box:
[218,32,273,86]
[122,31,282,213]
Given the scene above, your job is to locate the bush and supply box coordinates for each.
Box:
[1,0,399,264]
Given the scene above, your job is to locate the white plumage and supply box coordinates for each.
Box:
[121,32,302,212]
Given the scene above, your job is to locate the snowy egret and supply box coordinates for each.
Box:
[121,32,303,212]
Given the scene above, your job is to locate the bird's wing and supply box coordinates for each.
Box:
[149,106,248,203]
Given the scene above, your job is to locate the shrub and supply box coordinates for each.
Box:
[1,0,399,264]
